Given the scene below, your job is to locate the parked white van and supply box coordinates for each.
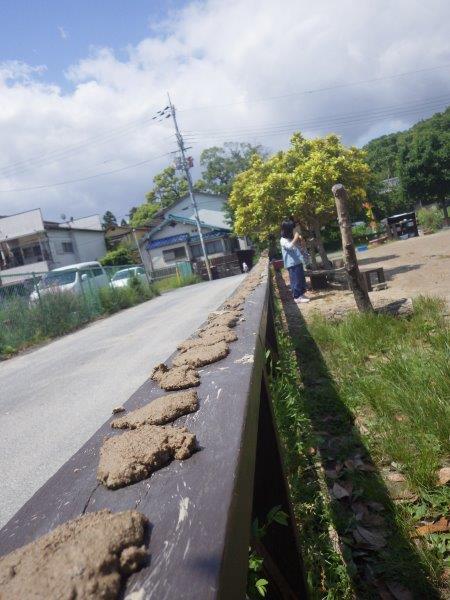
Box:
[29,262,109,302]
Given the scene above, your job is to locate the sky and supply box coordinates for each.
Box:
[0,0,449,222]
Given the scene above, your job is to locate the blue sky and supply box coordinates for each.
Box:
[0,0,185,87]
[0,0,449,220]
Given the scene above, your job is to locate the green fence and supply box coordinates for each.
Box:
[0,265,160,358]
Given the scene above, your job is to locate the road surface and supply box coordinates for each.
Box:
[0,275,244,527]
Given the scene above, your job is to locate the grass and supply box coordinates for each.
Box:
[153,273,202,293]
[0,278,159,359]
[271,281,449,598]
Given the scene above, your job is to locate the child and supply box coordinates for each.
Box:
[280,219,310,304]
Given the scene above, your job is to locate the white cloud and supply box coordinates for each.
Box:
[0,0,449,220]
[58,26,69,40]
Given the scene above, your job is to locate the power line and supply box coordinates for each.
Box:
[183,94,450,136]
[183,98,449,143]
[0,151,172,193]
[177,63,450,112]
[0,108,170,178]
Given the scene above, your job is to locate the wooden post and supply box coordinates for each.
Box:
[332,184,374,313]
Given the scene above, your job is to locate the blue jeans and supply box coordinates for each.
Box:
[287,263,306,299]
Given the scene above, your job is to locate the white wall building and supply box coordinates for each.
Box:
[139,193,250,272]
[0,209,106,283]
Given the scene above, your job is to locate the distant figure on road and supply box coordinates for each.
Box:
[280,219,310,304]
[242,261,249,273]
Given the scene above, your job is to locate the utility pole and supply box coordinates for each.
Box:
[332,184,374,313]
[167,94,212,281]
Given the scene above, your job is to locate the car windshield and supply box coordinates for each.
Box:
[112,270,133,281]
[39,271,77,288]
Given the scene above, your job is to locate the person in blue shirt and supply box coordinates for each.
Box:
[280,219,310,304]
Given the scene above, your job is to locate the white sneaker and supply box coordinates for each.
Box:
[295,296,310,304]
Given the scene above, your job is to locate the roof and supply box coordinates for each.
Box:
[51,261,103,272]
[146,229,228,250]
[147,233,189,250]
[44,222,103,233]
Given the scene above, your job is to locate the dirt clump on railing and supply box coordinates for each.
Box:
[178,327,237,352]
[151,363,200,390]
[98,425,196,489]
[172,340,229,368]
[0,509,148,600]
[112,390,199,429]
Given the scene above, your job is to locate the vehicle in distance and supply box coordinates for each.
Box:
[29,261,109,302]
[110,266,148,289]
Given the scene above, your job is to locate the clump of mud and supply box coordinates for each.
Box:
[178,328,237,353]
[151,363,200,390]
[0,509,148,600]
[98,425,196,489]
[111,390,198,429]
[172,340,229,368]
[205,310,241,329]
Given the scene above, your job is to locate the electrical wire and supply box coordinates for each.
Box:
[177,63,450,112]
[0,110,170,179]
[0,151,172,193]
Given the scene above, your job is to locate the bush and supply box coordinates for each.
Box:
[417,206,444,233]
[100,246,137,266]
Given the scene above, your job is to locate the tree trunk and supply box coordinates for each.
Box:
[308,241,318,270]
[312,221,332,269]
[440,197,449,226]
[332,184,374,313]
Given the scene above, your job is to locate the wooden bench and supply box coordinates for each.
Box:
[361,267,386,292]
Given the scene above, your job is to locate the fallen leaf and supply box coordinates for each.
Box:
[415,517,450,536]
[353,526,387,550]
[437,466,450,486]
[387,472,406,482]
[367,501,385,512]
[325,469,340,480]
[386,582,413,600]
[331,482,351,500]
[112,406,125,414]
[344,459,355,470]
[362,513,386,527]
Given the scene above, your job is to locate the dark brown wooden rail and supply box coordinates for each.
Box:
[0,269,307,599]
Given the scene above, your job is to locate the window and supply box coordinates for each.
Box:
[190,239,223,258]
[162,246,187,262]
[92,267,104,277]
[62,241,74,253]
[40,271,77,288]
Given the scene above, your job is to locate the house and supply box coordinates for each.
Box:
[104,224,151,249]
[139,192,249,272]
[0,209,107,282]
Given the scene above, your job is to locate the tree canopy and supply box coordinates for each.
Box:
[230,133,370,239]
[196,142,267,196]
[102,211,118,230]
[129,166,189,227]
[364,106,450,218]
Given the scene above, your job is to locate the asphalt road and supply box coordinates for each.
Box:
[0,275,244,528]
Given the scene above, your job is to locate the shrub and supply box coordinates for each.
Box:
[100,246,137,266]
[417,206,444,233]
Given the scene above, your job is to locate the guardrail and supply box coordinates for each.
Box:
[0,265,306,599]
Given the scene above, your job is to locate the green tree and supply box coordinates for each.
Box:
[230,133,370,267]
[197,142,267,228]
[399,129,449,221]
[102,211,118,230]
[129,203,159,227]
[100,245,137,266]
[197,142,267,196]
[148,166,188,207]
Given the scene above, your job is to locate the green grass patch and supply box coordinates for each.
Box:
[0,278,160,359]
[154,273,202,293]
[271,289,449,598]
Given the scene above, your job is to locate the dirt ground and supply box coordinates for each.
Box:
[298,228,450,318]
